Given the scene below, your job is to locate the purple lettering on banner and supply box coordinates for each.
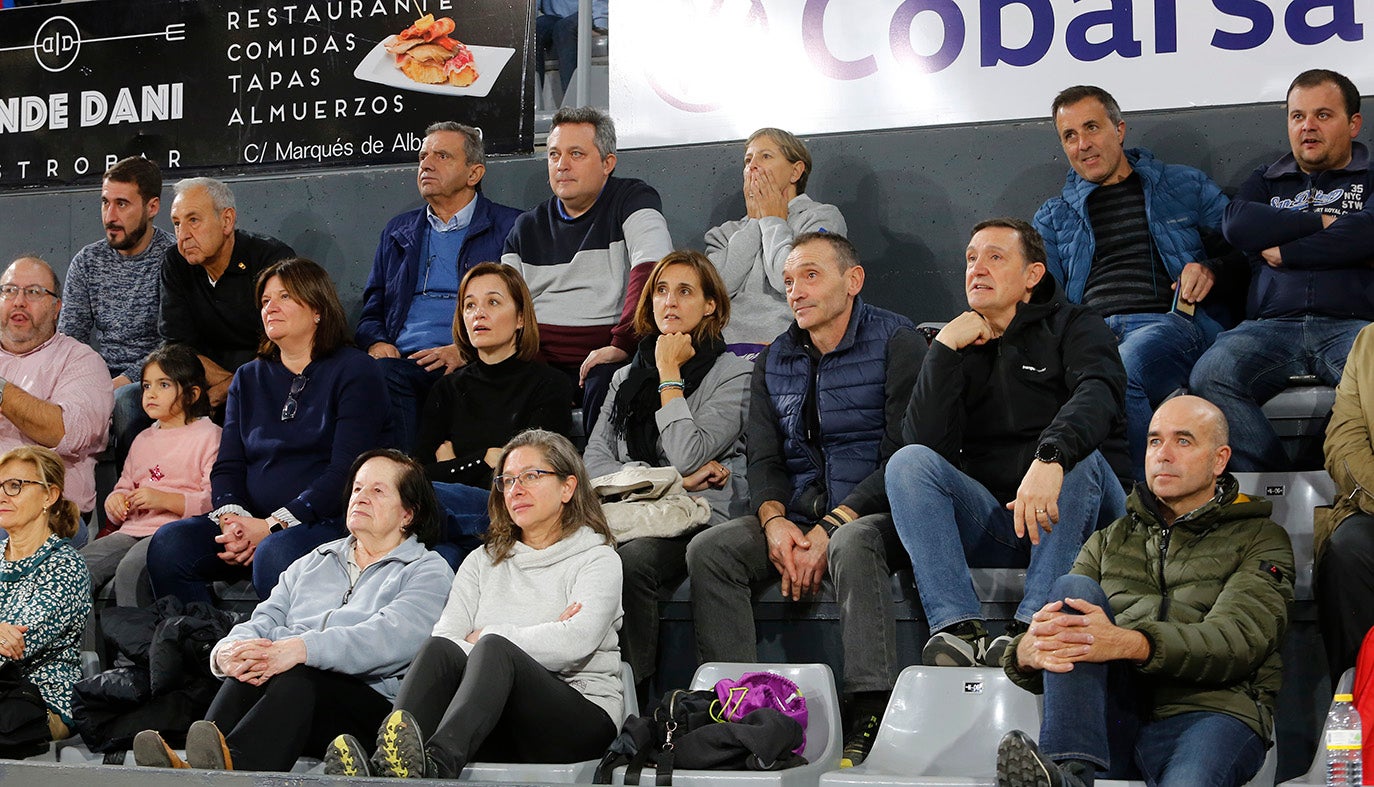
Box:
[890,0,965,74]
[1211,0,1274,50]
[1065,0,1142,61]
[979,0,1054,67]
[1285,0,1363,46]
[802,0,877,80]
[1154,0,1179,53]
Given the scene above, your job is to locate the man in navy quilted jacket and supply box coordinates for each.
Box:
[1191,69,1374,471]
[1034,85,1240,481]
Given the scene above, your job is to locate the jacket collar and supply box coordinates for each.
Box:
[1062,147,1158,210]
[1000,274,1064,338]
[397,192,495,246]
[1127,472,1245,531]
[1263,141,1370,180]
[782,297,870,355]
[316,534,429,567]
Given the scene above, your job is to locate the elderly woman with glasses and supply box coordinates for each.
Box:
[147,258,391,603]
[323,429,622,779]
[0,446,91,748]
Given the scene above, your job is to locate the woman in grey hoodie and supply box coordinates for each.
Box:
[325,429,623,779]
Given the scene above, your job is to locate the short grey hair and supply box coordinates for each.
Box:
[174,177,236,213]
[1050,85,1125,127]
[551,106,617,159]
[424,121,486,167]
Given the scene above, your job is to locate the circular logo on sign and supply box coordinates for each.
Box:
[34,16,81,73]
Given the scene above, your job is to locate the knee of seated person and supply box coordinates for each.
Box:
[471,633,518,657]
[1322,518,1374,571]
[888,443,944,477]
[1048,573,1105,606]
[826,518,877,557]
[685,522,731,574]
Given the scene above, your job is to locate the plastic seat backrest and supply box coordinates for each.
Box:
[689,662,842,767]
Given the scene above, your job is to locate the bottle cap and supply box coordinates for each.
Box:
[1335,693,1354,702]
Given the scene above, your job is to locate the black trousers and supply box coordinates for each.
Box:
[394,635,617,777]
[205,665,391,772]
[617,531,694,686]
[1317,513,1374,684]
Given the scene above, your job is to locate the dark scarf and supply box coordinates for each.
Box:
[609,333,727,464]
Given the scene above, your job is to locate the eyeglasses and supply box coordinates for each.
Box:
[418,256,457,300]
[493,468,560,493]
[0,478,46,497]
[280,374,309,421]
[0,285,57,301]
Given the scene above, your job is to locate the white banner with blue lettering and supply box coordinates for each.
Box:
[609,0,1372,149]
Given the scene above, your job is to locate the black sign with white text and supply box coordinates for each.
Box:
[0,0,534,189]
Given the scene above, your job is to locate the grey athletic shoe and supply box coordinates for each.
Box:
[324,733,372,777]
[984,633,1015,667]
[922,630,988,667]
[996,729,1085,787]
[373,709,429,779]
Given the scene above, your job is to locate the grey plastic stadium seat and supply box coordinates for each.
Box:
[820,665,1040,786]
[1232,470,1335,602]
[601,661,842,786]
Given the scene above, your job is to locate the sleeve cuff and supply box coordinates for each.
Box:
[209,504,250,524]
[271,507,303,528]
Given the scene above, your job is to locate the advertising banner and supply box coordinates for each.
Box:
[0,0,534,190]
[611,0,1374,149]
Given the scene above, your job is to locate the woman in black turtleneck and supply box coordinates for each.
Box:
[414,262,573,568]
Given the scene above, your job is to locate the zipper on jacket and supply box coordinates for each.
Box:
[1156,526,1173,621]
[319,557,381,629]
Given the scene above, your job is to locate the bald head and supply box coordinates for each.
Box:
[4,257,59,295]
[1146,395,1232,518]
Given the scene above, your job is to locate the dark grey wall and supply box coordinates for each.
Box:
[0,98,1366,327]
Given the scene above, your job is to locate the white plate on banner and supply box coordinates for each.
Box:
[353,41,516,98]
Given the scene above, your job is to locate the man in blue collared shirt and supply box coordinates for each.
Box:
[356,122,522,451]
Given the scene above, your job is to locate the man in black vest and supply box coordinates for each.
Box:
[686,232,924,769]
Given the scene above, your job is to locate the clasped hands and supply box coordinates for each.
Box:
[217,637,307,686]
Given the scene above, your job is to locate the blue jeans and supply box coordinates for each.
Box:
[1190,315,1366,471]
[432,482,491,571]
[146,514,343,603]
[1039,574,1267,786]
[376,357,443,454]
[535,13,579,92]
[886,445,1124,632]
[1104,313,1207,482]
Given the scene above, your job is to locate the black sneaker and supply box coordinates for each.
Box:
[324,734,372,777]
[996,729,1085,787]
[839,712,880,768]
[373,709,429,779]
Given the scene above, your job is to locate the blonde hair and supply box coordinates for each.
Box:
[0,446,80,539]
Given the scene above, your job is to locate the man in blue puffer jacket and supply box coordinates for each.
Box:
[1191,68,1374,471]
[687,232,924,770]
[1035,85,1240,481]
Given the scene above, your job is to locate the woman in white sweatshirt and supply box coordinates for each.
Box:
[323,429,623,779]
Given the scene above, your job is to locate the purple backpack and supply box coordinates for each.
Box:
[713,671,809,755]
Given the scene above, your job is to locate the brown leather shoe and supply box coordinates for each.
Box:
[185,720,234,771]
[132,730,190,769]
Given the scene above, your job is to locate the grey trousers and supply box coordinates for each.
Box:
[685,513,904,693]
[80,532,154,607]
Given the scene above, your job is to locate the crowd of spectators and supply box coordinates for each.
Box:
[0,67,1367,785]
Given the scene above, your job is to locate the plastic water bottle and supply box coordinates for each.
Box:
[1327,693,1363,786]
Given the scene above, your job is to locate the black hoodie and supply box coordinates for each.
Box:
[902,274,1130,503]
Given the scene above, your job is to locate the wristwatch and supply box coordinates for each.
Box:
[268,518,285,533]
[1034,442,1063,465]
[820,519,840,537]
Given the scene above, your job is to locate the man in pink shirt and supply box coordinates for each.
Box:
[0,256,114,544]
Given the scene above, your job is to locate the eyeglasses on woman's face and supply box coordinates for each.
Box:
[492,468,559,494]
[0,478,46,497]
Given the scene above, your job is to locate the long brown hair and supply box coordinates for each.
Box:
[453,263,541,365]
[255,257,352,361]
[483,429,612,564]
[630,250,730,344]
[0,446,80,539]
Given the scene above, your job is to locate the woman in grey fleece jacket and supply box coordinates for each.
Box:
[705,127,847,351]
[325,429,623,780]
[585,251,750,693]
[132,450,453,773]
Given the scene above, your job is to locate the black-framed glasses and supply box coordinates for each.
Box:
[492,469,560,493]
[0,285,57,301]
[280,375,309,421]
[0,478,46,497]
[417,255,458,300]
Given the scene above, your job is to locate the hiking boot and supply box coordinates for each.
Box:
[839,711,881,768]
[373,709,430,778]
[923,621,989,667]
[185,720,233,771]
[132,730,189,769]
[996,729,1086,787]
[324,733,372,777]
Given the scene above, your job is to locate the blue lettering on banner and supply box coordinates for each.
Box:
[803,0,1364,76]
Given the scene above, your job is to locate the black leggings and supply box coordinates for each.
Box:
[394,635,618,776]
[205,665,392,772]
[1318,513,1374,684]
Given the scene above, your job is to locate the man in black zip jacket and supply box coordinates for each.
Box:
[994,396,1294,787]
[886,217,1130,669]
